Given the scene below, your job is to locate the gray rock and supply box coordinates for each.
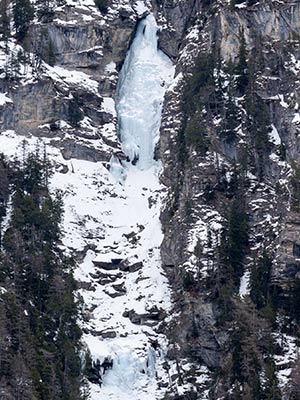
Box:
[100,330,117,339]
[128,261,143,273]
[92,260,119,270]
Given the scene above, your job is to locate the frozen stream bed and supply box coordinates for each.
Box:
[80,14,175,399]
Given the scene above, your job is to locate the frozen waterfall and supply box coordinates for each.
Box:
[115,14,174,171]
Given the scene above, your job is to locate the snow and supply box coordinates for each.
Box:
[71,13,174,399]
[269,124,281,145]
[235,2,247,8]
[0,6,209,398]
[102,97,117,117]
[286,54,300,76]
[64,0,97,7]
[53,18,79,25]
[105,61,117,73]
[133,0,149,16]
[0,93,13,106]
[74,14,175,399]
[0,286,7,294]
[1,194,12,249]
[0,125,173,400]
[45,65,100,95]
[278,94,289,109]
[274,331,300,390]
[239,270,250,297]
[292,112,300,124]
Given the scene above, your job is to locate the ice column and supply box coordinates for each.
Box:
[115,14,174,171]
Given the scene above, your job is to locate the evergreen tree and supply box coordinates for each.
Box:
[263,359,282,400]
[10,52,21,79]
[245,90,271,179]
[289,278,300,323]
[220,300,281,399]
[94,0,109,14]
[36,0,55,21]
[243,52,271,180]
[0,0,10,50]
[289,361,300,399]
[236,28,248,95]
[181,52,216,155]
[219,89,241,142]
[13,0,34,41]
[227,197,249,286]
[250,252,273,311]
[47,37,56,66]
[184,110,210,154]
[68,93,83,127]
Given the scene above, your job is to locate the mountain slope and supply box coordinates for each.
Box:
[0,0,299,399]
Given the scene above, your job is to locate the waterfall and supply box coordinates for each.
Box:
[113,14,173,173]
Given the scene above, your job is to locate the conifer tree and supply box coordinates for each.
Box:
[250,251,272,309]
[36,0,54,21]
[13,0,34,41]
[227,197,249,285]
[68,93,83,127]
[236,28,248,95]
[94,0,109,14]
[0,0,10,51]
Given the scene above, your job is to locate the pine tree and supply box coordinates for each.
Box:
[236,28,249,95]
[263,358,281,400]
[250,251,272,309]
[227,197,249,285]
[13,0,34,41]
[243,52,271,180]
[36,0,54,21]
[289,361,300,399]
[68,93,83,127]
[94,0,109,14]
[290,162,300,212]
[0,0,10,51]
[219,86,241,142]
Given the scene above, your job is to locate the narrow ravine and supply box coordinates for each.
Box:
[79,14,175,399]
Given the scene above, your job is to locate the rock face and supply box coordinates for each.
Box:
[155,0,300,397]
[0,0,300,399]
[0,1,139,164]
[28,5,135,74]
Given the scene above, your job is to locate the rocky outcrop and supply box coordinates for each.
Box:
[0,1,143,164]
[28,5,136,75]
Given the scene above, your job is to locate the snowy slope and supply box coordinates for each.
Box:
[80,15,175,399]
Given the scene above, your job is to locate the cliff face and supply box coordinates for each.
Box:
[0,0,300,399]
[0,1,138,162]
[157,0,300,397]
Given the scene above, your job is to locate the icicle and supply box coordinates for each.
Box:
[146,346,157,378]
[109,155,126,183]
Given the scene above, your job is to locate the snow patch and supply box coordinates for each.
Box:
[269,124,281,145]
[0,93,13,106]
